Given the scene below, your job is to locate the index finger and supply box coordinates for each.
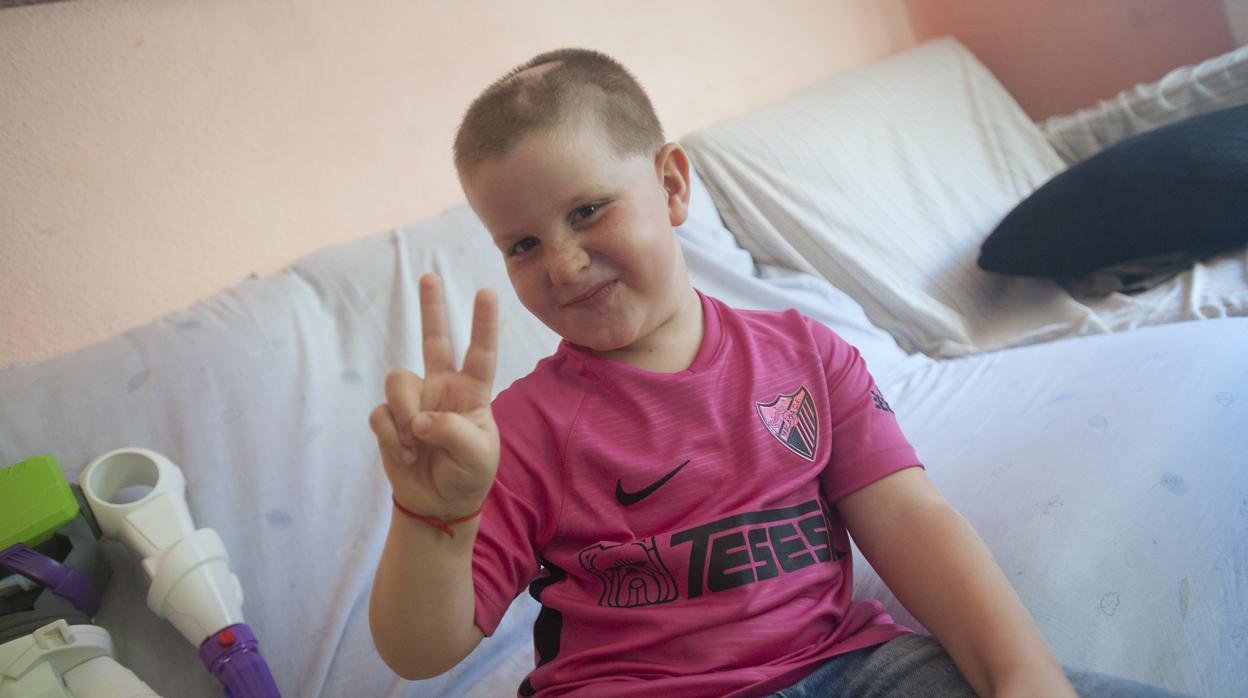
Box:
[461,288,499,392]
[419,273,454,374]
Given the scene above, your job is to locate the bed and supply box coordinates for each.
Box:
[1,38,1245,697]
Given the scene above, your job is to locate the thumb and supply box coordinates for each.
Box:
[411,411,494,468]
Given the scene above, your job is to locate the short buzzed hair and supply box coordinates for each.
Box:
[453,48,664,177]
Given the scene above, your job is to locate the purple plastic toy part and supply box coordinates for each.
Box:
[0,543,101,617]
[198,623,281,698]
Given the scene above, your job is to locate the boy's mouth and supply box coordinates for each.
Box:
[563,279,617,307]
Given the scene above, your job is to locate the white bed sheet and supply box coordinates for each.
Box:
[0,170,916,696]
[863,317,1248,697]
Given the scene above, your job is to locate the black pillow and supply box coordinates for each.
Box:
[978,104,1248,278]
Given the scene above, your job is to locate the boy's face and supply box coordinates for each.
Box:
[462,113,692,357]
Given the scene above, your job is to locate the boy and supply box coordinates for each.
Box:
[368,49,1172,696]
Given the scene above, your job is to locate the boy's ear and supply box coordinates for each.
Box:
[655,143,692,227]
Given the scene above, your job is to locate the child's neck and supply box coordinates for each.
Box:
[596,287,704,373]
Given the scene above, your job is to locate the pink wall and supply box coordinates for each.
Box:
[0,0,914,367]
[907,0,1235,119]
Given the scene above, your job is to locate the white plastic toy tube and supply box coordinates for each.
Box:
[78,448,279,697]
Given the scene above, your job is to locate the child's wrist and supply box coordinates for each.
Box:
[391,496,484,538]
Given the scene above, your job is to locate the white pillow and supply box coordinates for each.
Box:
[679,163,912,378]
[682,38,1096,357]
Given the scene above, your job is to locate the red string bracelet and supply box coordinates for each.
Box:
[391,496,483,538]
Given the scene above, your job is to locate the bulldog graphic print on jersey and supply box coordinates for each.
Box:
[756,385,818,461]
[578,538,680,608]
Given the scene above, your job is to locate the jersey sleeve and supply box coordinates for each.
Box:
[472,385,566,636]
[804,315,922,502]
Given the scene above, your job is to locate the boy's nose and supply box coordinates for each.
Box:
[547,240,590,285]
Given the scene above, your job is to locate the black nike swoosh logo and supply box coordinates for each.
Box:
[615,460,689,506]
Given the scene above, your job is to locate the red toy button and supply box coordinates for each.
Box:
[218,629,236,647]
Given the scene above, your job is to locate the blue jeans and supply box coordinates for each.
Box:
[768,634,1188,697]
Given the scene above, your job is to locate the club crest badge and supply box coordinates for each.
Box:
[756,385,818,461]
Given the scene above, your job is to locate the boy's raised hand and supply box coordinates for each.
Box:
[370,273,500,520]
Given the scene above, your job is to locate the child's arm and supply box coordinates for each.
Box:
[838,467,1078,698]
[370,501,485,678]
[367,274,500,679]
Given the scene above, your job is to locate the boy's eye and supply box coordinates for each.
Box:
[570,202,601,224]
[509,237,538,257]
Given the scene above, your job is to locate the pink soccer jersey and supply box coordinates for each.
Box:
[472,291,922,697]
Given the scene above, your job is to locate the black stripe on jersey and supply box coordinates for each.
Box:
[519,557,567,697]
